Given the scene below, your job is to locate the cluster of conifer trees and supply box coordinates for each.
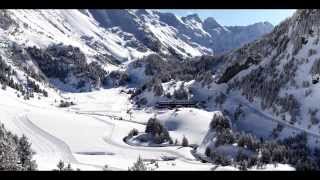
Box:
[0,123,37,171]
[204,112,320,171]
[0,56,48,98]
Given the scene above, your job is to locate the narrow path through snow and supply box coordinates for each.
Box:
[88,115,208,165]
[225,93,320,139]
[12,113,121,170]
[14,114,77,163]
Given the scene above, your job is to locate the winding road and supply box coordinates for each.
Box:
[2,87,320,170]
[75,111,147,125]
[83,114,208,165]
[11,113,122,170]
[1,101,208,170]
[225,93,320,139]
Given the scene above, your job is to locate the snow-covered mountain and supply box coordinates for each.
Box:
[0,9,273,93]
[122,9,320,170]
[89,9,273,56]
[212,9,320,132]
[0,9,150,92]
[3,9,310,171]
[215,21,274,53]
[126,9,320,149]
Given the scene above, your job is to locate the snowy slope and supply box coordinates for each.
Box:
[0,85,295,170]
[0,86,217,170]
[0,9,274,95]
[0,9,274,74]
[184,9,320,147]
[157,108,214,145]
[3,9,152,65]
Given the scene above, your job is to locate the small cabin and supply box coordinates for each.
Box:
[156,100,197,109]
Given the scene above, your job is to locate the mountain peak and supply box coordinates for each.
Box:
[263,21,273,26]
[181,13,202,23]
[252,21,274,28]
[203,17,221,29]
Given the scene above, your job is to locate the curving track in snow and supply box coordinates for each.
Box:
[225,93,320,139]
[11,113,121,170]
[89,115,208,165]
[75,111,147,125]
[6,107,208,169]
[0,89,212,170]
[14,114,77,162]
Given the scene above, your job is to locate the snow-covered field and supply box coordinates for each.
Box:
[0,86,294,170]
[0,87,215,170]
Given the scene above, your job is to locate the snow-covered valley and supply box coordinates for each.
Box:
[0,86,200,170]
[0,84,297,170]
[2,9,320,171]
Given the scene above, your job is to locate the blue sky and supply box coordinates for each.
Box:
[159,10,296,26]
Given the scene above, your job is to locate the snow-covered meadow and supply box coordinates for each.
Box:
[0,86,294,170]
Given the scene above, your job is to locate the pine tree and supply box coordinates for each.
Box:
[102,164,108,171]
[153,78,164,96]
[65,163,73,171]
[128,128,139,137]
[57,160,65,171]
[210,112,230,131]
[128,156,150,171]
[182,136,189,147]
[174,139,178,145]
[145,118,172,144]
[18,135,37,170]
[238,160,248,171]
[173,83,189,100]
[145,118,156,134]
[205,147,211,157]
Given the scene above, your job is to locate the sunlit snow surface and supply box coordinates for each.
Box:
[0,87,294,170]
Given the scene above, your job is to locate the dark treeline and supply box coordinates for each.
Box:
[0,56,48,98]
[26,44,108,91]
[129,54,221,104]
